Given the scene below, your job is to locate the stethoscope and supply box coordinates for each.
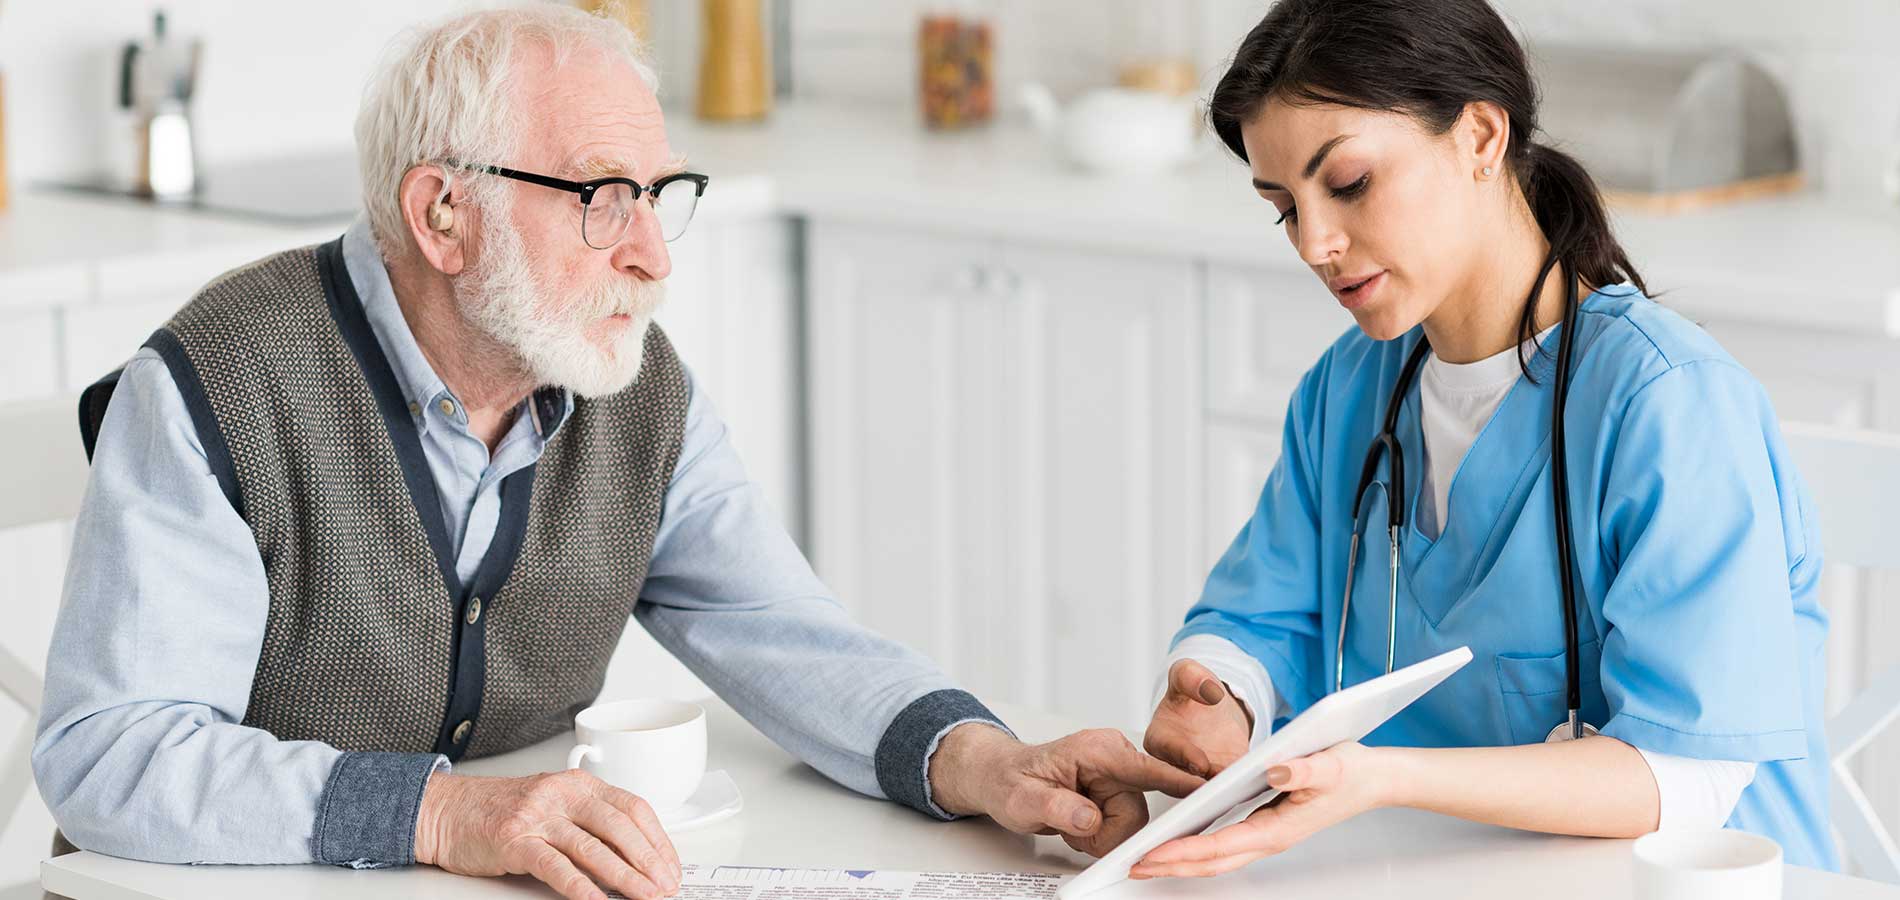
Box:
[1334,253,1596,743]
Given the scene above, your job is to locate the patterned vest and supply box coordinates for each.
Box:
[79,238,689,762]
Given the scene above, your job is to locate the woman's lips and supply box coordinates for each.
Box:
[1331,270,1386,310]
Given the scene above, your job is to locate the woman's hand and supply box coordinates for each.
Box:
[1128,741,1393,880]
[1141,659,1253,778]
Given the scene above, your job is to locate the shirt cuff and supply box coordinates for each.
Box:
[1156,634,1281,749]
[312,751,450,868]
[874,689,1012,821]
[1635,746,1758,831]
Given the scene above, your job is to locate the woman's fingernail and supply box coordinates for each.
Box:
[1267,765,1292,786]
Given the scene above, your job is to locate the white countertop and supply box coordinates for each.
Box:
[5,100,1899,336]
[40,698,1900,900]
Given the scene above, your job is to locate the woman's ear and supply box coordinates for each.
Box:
[1460,100,1511,181]
[399,165,468,276]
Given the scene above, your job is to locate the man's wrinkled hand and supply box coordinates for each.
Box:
[928,723,1204,857]
[414,769,683,900]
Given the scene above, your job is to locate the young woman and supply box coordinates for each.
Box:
[1137,0,1834,879]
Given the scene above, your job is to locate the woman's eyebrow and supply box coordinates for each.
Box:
[1252,134,1354,191]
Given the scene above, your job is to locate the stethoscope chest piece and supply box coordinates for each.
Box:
[1545,720,1600,743]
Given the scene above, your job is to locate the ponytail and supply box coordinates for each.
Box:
[1513,142,1647,367]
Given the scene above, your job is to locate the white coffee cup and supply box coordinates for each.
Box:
[566,699,707,812]
[1633,829,1783,900]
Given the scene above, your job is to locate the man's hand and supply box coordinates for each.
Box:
[414,770,683,900]
[927,723,1204,857]
[1142,659,1253,778]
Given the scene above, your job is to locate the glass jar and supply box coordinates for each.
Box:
[917,1,994,129]
[1115,0,1196,96]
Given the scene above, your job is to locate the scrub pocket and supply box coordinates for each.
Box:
[1494,640,1603,745]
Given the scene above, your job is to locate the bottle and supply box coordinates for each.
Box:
[1115,0,1196,96]
[577,0,650,44]
[697,0,771,121]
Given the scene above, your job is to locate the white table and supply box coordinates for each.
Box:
[40,700,1900,899]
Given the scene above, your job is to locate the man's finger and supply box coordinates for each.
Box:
[591,784,682,881]
[546,821,669,900]
[519,837,613,900]
[1066,787,1148,858]
[1013,784,1103,837]
[573,797,680,893]
[1167,659,1226,706]
[1142,728,1214,780]
[1094,743,1207,798]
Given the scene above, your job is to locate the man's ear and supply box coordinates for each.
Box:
[399,165,468,276]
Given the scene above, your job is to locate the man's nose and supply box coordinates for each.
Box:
[610,201,671,281]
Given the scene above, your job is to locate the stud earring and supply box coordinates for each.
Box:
[1481,166,1494,177]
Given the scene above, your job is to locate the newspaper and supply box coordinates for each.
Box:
[609,865,1064,899]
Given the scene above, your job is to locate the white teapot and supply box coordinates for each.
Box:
[1019,82,1200,175]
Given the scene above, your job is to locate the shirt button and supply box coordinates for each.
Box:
[452,720,472,744]
[407,401,421,416]
[465,596,483,625]
[438,398,457,417]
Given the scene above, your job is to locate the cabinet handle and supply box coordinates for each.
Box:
[992,266,1023,296]
[948,263,988,294]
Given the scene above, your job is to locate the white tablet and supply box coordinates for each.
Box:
[1057,645,1474,899]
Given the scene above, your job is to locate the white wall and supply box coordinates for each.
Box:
[790,0,1900,210]
[6,1,1896,207]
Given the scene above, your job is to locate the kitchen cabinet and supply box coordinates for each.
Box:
[806,222,1203,729]
[652,216,802,539]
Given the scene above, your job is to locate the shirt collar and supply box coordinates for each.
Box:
[339,218,574,437]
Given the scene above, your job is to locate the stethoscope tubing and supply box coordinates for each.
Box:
[1336,254,1588,740]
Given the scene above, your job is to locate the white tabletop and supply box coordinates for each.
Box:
[40,699,1900,900]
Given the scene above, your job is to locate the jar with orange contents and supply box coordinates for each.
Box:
[917,1,993,129]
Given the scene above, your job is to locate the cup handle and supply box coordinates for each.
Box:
[567,743,600,771]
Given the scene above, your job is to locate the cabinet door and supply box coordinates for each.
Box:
[806,222,999,683]
[1203,418,1285,574]
[995,243,1202,729]
[807,221,1205,730]
[1205,264,1352,424]
[654,217,802,539]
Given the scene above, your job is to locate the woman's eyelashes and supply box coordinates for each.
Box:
[1272,173,1372,225]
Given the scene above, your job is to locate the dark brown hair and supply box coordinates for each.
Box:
[1208,0,1648,370]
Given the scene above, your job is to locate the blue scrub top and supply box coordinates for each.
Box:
[1178,286,1836,870]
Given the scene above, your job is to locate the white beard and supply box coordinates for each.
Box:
[455,214,666,398]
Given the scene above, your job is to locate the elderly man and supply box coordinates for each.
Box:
[33,7,1199,900]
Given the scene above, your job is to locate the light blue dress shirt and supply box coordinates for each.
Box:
[34,219,1003,866]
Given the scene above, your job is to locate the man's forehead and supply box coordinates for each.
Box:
[513,43,674,176]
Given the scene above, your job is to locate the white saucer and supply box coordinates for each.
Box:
[655,770,743,833]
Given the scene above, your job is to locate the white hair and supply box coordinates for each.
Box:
[354,3,660,260]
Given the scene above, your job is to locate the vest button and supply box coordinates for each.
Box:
[465,596,483,625]
[452,720,472,744]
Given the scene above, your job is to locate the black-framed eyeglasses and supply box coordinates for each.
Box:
[459,163,709,249]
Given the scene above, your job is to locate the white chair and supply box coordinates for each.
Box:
[0,396,89,844]
[1784,421,1900,883]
